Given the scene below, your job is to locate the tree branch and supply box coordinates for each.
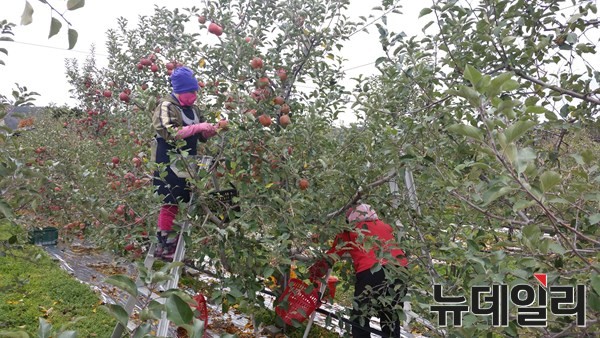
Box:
[37,0,73,26]
[509,67,600,106]
[325,170,398,220]
[451,191,530,226]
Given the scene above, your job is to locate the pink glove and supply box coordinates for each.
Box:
[176,123,217,139]
[200,123,218,139]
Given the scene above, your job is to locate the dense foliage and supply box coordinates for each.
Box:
[0,0,598,337]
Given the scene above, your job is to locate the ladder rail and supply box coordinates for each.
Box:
[111,155,219,337]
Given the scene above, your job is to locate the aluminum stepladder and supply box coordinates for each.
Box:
[111,155,217,338]
[301,268,332,338]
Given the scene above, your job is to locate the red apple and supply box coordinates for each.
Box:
[274,96,285,105]
[132,157,142,167]
[250,57,263,69]
[119,92,130,103]
[141,83,148,91]
[150,64,159,72]
[208,22,223,36]
[103,90,112,98]
[115,205,126,215]
[112,156,120,165]
[136,63,144,70]
[166,62,175,70]
[257,77,270,88]
[258,114,272,127]
[280,104,290,114]
[279,114,291,127]
[198,15,206,24]
[299,178,309,190]
[217,119,229,131]
[140,58,152,66]
[124,243,135,251]
[277,68,288,81]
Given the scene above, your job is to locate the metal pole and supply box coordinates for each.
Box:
[302,269,332,338]
[404,168,421,216]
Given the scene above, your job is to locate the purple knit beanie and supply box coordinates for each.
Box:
[170,67,199,94]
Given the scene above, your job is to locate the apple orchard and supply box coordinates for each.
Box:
[2,1,600,337]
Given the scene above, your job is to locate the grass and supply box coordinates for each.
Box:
[0,222,116,336]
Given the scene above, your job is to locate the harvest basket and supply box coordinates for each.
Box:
[28,227,58,246]
[275,278,320,325]
[206,186,240,222]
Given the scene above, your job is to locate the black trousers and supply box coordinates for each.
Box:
[351,268,405,338]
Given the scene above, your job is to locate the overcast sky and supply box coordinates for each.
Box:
[0,0,425,113]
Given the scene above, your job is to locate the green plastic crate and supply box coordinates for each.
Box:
[28,227,58,246]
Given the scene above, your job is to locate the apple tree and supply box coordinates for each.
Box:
[350,0,600,336]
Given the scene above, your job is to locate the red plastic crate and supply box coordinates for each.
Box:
[275,279,320,325]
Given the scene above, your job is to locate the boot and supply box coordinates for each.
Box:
[154,231,166,258]
[160,231,179,262]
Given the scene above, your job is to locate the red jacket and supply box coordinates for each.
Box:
[327,219,408,273]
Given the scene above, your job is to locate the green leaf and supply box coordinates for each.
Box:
[589,291,600,312]
[66,0,85,11]
[0,197,14,219]
[0,48,7,55]
[571,154,585,166]
[544,111,558,121]
[547,241,566,255]
[463,65,482,87]
[447,124,483,141]
[459,85,482,105]
[513,199,535,212]
[48,17,62,39]
[482,186,512,206]
[525,106,548,115]
[132,323,151,338]
[502,79,520,91]
[101,304,129,327]
[418,8,432,18]
[516,148,536,175]
[165,294,194,326]
[504,120,536,144]
[56,331,77,338]
[188,318,207,338]
[38,317,52,338]
[20,1,34,25]
[67,29,78,50]
[487,72,515,97]
[589,213,600,226]
[502,36,516,45]
[104,275,138,297]
[540,171,561,192]
[591,274,600,296]
[522,224,541,242]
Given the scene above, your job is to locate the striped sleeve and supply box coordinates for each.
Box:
[153,101,180,140]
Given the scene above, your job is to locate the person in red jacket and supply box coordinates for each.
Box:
[310,203,408,338]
